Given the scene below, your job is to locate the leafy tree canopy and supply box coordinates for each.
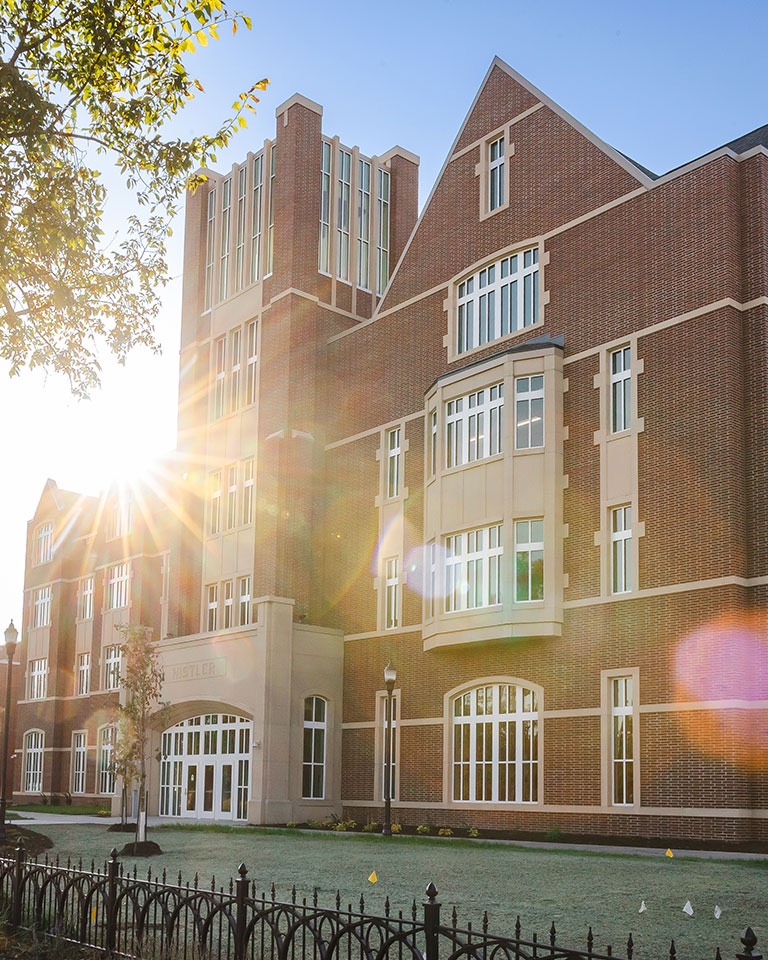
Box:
[0,0,267,395]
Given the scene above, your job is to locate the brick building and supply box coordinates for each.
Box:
[17,59,767,844]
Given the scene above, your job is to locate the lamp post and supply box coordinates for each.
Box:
[0,620,19,844]
[382,661,397,836]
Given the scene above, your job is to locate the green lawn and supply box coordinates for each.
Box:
[22,823,767,960]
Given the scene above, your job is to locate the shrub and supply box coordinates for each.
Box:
[361,822,380,833]
[437,827,454,837]
[416,824,431,835]
[467,827,480,839]
[285,821,300,828]
[306,819,323,829]
[545,827,563,842]
[333,819,357,832]
[390,822,403,834]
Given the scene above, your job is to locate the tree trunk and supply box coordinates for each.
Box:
[135,775,147,844]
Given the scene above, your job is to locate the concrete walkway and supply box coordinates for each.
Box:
[13,811,768,860]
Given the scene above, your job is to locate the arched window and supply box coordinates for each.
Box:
[23,730,44,793]
[34,522,53,565]
[452,682,539,803]
[302,696,327,800]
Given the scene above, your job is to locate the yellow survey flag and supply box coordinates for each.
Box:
[665,848,674,858]
[91,906,97,922]
[368,871,378,883]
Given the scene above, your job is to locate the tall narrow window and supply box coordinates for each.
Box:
[381,693,397,800]
[457,249,539,354]
[76,653,90,696]
[611,506,632,594]
[207,584,219,632]
[445,525,503,612]
[209,470,221,536]
[238,576,251,626]
[302,696,327,799]
[35,522,53,564]
[226,465,237,529]
[250,153,264,282]
[213,336,226,420]
[426,541,436,620]
[337,149,351,282]
[33,585,51,628]
[357,159,371,288]
[242,458,254,525]
[235,166,247,290]
[219,176,232,301]
[71,732,87,794]
[611,676,634,805]
[28,658,47,700]
[204,187,216,310]
[104,645,122,690]
[515,375,544,449]
[488,136,505,211]
[223,580,234,628]
[245,320,258,405]
[384,557,399,630]
[319,141,332,274]
[107,563,129,610]
[78,577,94,621]
[107,496,132,539]
[386,427,401,499]
[265,145,275,274]
[515,519,544,602]
[98,726,116,794]
[428,408,438,478]
[452,683,538,803]
[229,327,241,413]
[23,731,44,793]
[610,346,631,433]
[376,169,390,295]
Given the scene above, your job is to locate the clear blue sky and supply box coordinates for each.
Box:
[1,0,766,626]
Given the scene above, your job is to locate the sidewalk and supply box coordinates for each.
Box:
[13,811,768,860]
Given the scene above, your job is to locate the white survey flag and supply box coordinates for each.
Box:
[683,901,694,916]
[638,901,647,913]
[714,906,722,919]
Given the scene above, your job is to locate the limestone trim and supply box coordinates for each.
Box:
[450,102,544,163]
[564,573,768,609]
[341,799,768,818]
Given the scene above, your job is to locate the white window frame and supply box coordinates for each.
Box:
[302,696,327,800]
[265,144,275,275]
[204,187,216,310]
[386,427,401,499]
[319,141,332,274]
[209,470,222,536]
[457,248,540,355]
[226,464,237,530]
[213,336,226,420]
[611,506,632,594]
[238,576,251,626]
[206,584,218,632]
[514,519,544,602]
[452,683,539,804]
[245,320,258,405]
[357,159,371,289]
[28,658,47,700]
[610,346,631,434]
[106,562,129,610]
[229,327,241,414]
[445,524,503,612]
[514,375,544,449]
[234,165,247,291]
[223,580,234,628]
[107,497,132,540]
[250,153,264,282]
[384,557,399,630]
[78,576,94,621]
[35,522,53,565]
[104,645,122,691]
[446,383,504,468]
[23,730,44,794]
[611,675,635,806]
[76,652,90,696]
[71,731,87,795]
[33,585,51,628]
[376,168,390,295]
[336,149,351,282]
[426,541,436,620]
[98,725,116,795]
[488,136,505,211]
[219,176,232,301]
[242,458,254,525]
[428,408,438,478]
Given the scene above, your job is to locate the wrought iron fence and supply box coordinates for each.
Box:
[0,840,760,960]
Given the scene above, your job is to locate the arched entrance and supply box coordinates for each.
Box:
[159,713,251,821]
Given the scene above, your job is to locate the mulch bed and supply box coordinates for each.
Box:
[0,825,54,857]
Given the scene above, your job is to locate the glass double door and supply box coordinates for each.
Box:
[160,714,251,821]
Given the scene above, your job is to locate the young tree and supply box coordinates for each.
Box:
[113,625,167,847]
[0,1,267,396]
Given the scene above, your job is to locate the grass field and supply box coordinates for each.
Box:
[18,822,767,960]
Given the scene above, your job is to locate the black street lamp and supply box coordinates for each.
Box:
[0,620,19,844]
[382,661,397,836]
